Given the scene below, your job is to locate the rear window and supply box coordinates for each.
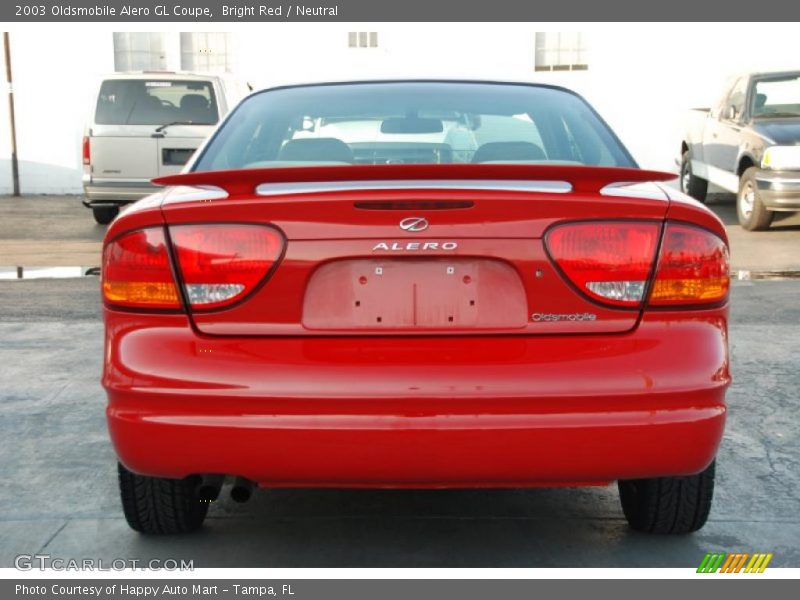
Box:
[94,79,219,126]
[193,82,634,171]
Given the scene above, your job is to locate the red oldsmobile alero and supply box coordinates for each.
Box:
[101,81,730,534]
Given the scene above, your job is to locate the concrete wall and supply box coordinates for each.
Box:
[1,30,115,194]
[1,23,799,195]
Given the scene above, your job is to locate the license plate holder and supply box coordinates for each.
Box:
[303,258,527,330]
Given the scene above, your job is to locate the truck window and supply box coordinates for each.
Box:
[726,78,748,120]
[95,79,219,126]
[752,75,800,118]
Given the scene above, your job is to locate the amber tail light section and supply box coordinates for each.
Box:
[102,227,181,309]
[649,223,730,306]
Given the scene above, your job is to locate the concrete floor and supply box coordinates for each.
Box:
[0,278,798,568]
[0,196,104,266]
[704,194,800,273]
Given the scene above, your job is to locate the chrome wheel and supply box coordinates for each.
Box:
[737,167,773,231]
[739,181,756,219]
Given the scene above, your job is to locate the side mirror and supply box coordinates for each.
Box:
[726,105,738,120]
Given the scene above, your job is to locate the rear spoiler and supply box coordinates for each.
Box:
[153,164,676,197]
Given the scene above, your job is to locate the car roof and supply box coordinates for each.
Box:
[747,70,800,80]
[248,78,583,99]
[100,71,223,81]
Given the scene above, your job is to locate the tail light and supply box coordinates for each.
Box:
[649,223,729,305]
[102,228,180,309]
[103,224,284,310]
[170,224,284,310]
[82,136,91,166]
[546,220,729,309]
[546,221,660,307]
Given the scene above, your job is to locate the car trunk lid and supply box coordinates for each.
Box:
[156,164,673,336]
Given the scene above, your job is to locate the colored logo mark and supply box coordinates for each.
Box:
[697,552,773,573]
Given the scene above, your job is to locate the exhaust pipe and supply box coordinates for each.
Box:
[230,477,254,503]
[197,475,224,502]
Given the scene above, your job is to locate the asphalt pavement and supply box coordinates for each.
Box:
[0,193,798,568]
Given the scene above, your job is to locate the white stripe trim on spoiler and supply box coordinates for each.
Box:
[255,179,573,196]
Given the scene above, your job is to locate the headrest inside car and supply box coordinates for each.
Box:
[472,141,547,163]
[278,138,354,163]
[380,117,444,134]
[180,94,210,111]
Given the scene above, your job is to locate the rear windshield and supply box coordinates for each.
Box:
[193,82,635,171]
[95,79,219,126]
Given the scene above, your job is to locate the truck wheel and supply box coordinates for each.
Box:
[118,463,209,534]
[680,151,708,202]
[618,460,715,534]
[92,206,119,225]
[737,167,774,231]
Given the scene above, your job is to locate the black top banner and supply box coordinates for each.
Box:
[3,0,800,22]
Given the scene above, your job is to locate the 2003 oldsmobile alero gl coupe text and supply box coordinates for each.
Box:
[101,81,730,535]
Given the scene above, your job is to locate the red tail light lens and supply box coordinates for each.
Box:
[170,224,284,310]
[102,228,181,309]
[546,221,660,307]
[82,136,91,165]
[649,223,729,305]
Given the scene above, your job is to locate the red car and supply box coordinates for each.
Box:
[102,81,730,535]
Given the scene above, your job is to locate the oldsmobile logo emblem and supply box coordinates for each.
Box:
[399,216,429,232]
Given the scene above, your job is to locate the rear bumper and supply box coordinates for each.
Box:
[755,169,800,210]
[83,181,161,207]
[104,309,730,487]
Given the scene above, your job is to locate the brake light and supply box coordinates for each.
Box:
[649,223,729,305]
[82,136,90,165]
[102,228,180,309]
[546,221,660,307]
[170,224,284,310]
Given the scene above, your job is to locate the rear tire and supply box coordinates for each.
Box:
[680,151,708,202]
[618,460,715,534]
[118,463,209,534]
[92,206,119,225]
[737,167,774,231]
